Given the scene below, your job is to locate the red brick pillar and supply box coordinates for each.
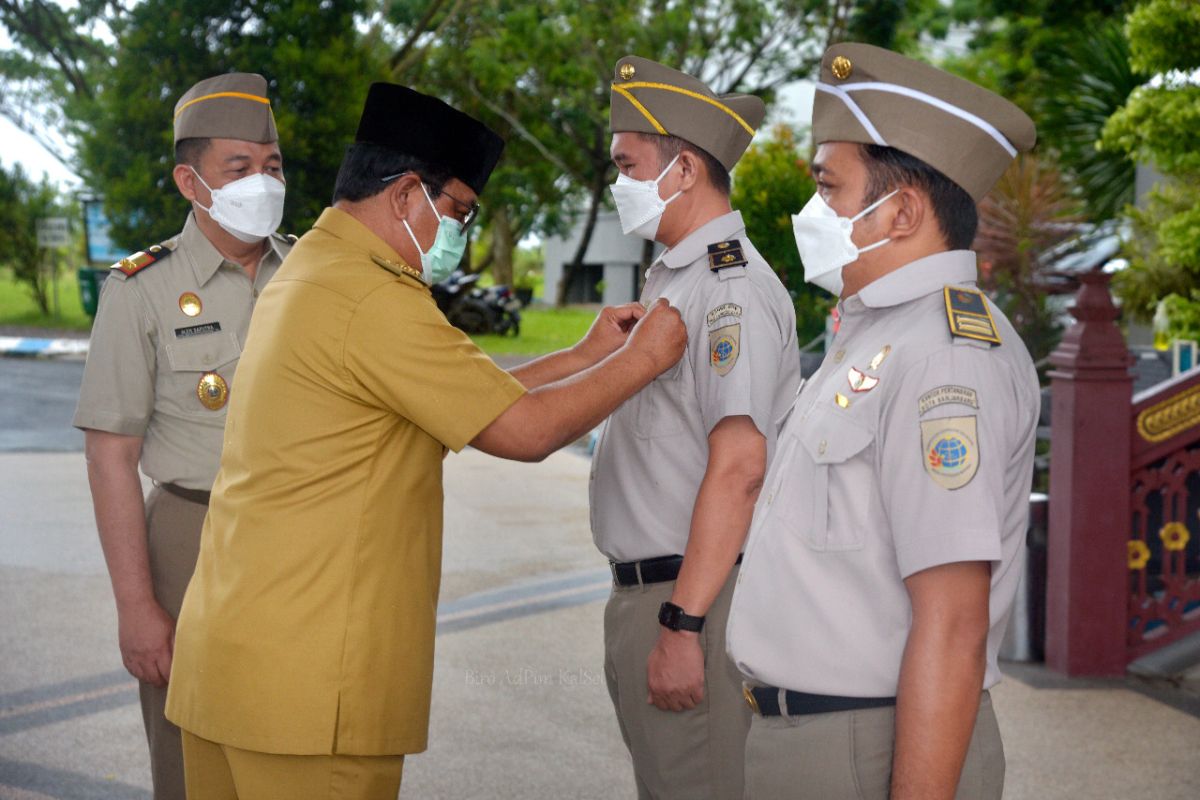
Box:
[1045,272,1134,675]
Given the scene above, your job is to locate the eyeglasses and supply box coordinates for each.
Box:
[381,171,481,233]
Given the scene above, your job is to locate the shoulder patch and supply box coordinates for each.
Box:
[707,240,748,272]
[110,245,171,278]
[944,287,1000,346]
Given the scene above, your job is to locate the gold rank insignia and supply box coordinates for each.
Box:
[944,287,1001,345]
[371,254,424,283]
[868,345,891,371]
[178,292,202,317]
[831,55,853,80]
[113,248,166,277]
[197,372,229,410]
[619,62,636,81]
[707,241,748,272]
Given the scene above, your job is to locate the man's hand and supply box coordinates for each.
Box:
[574,302,646,364]
[647,628,705,711]
[117,599,175,687]
[624,298,687,375]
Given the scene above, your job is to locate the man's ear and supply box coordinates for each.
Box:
[888,186,926,242]
[172,164,198,202]
[388,173,423,221]
[676,150,701,192]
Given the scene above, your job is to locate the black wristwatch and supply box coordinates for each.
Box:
[658,601,705,633]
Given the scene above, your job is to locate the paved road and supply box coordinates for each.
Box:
[0,359,85,452]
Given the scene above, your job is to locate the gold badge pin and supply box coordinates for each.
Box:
[848,366,880,393]
[868,345,891,371]
[835,392,851,409]
[197,372,228,411]
[831,56,853,80]
[179,292,202,317]
[619,63,636,81]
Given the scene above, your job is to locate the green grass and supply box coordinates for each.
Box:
[0,267,94,331]
[470,305,598,357]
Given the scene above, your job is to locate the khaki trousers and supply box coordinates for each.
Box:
[604,566,750,800]
[743,690,1004,799]
[182,730,405,800]
[140,486,206,800]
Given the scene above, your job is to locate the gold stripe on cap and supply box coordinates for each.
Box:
[611,84,667,134]
[174,91,271,120]
[617,81,756,135]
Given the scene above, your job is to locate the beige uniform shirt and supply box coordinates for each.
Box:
[73,213,289,490]
[727,251,1039,697]
[591,211,801,562]
[165,208,526,756]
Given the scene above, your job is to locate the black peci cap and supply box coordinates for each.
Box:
[354,83,505,195]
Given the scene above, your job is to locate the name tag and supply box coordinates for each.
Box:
[175,322,222,338]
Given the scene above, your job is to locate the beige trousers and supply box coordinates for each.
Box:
[140,486,206,800]
[604,566,751,800]
[743,690,1005,799]
[182,730,405,800]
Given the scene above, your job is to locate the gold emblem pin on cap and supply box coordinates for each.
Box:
[179,292,202,317]
[197,372,228,410]
[619,63,636,81]
[831,56,853,80]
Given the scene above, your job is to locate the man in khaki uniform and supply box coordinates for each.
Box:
[165,82,687,798]
[727,43,1039,799]
[591,56,801,799]
[73,72,291,800]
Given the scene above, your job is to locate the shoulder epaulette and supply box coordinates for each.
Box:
[944,286,1001,346]
[707,240,748,272]
[110,244,171,277]
[274,232,298,245]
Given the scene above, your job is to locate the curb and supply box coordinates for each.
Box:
[0,336,89,358]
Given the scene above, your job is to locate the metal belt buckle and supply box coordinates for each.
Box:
[609,561,619,585]
[742,684,760,715]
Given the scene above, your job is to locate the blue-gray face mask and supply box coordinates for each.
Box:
[403,183,468,284]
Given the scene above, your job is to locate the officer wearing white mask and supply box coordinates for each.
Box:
[727,43,1039,799]
[73,72,292,800]
[592,56,801,800]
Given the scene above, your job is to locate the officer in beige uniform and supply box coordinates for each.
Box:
[73,73,291,800]
[592,57,801,799]
[727,44,1039,799]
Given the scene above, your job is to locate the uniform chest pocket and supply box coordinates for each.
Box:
[794,415,875,551]
[163,332,242,415]
[632,359,690,439]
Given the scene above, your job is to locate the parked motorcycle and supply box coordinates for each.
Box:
[432,270,522,336]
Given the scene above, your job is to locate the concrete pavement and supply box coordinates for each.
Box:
[2,448,1199,797]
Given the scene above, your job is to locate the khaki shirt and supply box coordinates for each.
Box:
[727,251,1039,697]
[590,210,801,562]
[73,213,289,490]
[165,207,526,756]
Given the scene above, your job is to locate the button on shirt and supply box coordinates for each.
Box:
[727,250,1039,697]
[73,213,288,490]
[591,210,801,562]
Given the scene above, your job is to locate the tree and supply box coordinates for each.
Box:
[0,162,74,315]
[730,124,828,341]
[1101,0,1200,339]
[64,0,388,251]
[973,154,1083,362]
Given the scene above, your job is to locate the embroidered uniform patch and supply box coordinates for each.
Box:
[709,324,740,376]
[706,303,742,328]
[707,241,748,272]
[918,385,979,416]
[920,416,979,490]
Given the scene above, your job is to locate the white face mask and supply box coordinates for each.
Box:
[790,189,898,296]
[190,167,286,243]
[609,154,681,241]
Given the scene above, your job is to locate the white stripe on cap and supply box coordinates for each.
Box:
[815,83,887,146]
[819,81,1018,157]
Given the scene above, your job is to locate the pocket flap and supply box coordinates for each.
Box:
[798,413,874,464]
[165,331,241,372]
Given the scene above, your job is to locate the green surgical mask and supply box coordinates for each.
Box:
[403,183,467,284]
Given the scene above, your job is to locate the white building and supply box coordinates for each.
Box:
[542,211,662,305]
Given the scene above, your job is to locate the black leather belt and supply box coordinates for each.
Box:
[744,685,896,717]
[161,483,211,506]
[610,554,743,587]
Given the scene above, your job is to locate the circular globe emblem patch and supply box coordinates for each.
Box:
[712,337,735,366]
[920,416,979,490]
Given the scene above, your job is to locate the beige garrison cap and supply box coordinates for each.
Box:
[610,56,766,172]
[173,73,278,144]
[813,43,1036,201]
